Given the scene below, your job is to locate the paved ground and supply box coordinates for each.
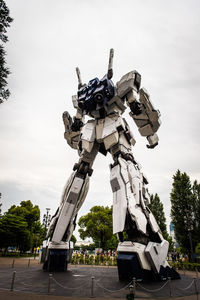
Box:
[0,257,199,300]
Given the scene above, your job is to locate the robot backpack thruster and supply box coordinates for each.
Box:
[42,49,180,281]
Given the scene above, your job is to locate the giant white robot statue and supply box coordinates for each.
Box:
[43,49,179,281]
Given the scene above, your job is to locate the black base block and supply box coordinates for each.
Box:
[117,252,181,282]
[43,249,68,272]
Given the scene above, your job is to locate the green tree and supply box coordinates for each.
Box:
[8,200,40,232]
[0,200,43,254]
[149,193,174,251]
[170,170,195,257]
[71,234,77,245]
[149,193,167,234]
[0,214,31,253]
[78,206,116,250]
[0,0,13,103]
[191,180,200,248]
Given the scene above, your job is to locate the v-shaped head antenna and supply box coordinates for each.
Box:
[107,48,114,79]
[76,67,83,89]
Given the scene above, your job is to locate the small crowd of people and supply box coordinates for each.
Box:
[168,251,189,262]
[74,249,117,257]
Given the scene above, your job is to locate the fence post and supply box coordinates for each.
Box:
[12,259,15,268]
[183,265,186,276]
[132,277,136,296]
[91,276,95,298]
[48,273,52,294]
[28,258,30,267]
[168,277,172,297]
[196,267,199,279]
[10,271,16,291]
[194,278,199,300]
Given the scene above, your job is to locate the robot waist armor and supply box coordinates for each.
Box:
[81,115,136,153]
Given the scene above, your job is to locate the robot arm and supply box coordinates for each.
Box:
[116,71,161,148]
[63,95,84,150]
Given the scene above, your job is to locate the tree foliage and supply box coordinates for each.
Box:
[8,200,40,232]
[192,180,200,246]
[78,206,118,250]
[149,193,174,251]
[0,200,44,253]
[149,193,167,234]
[170,170,200,255]
[0,0,13,103]
[0,214,31,252]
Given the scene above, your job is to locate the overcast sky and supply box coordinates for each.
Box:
[1,0,200,239]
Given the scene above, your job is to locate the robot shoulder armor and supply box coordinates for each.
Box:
[116,70,141,98]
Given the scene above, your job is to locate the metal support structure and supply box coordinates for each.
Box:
[43,208,51,238]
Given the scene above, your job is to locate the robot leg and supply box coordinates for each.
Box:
[110,154,180,281]
[43,147,98,271]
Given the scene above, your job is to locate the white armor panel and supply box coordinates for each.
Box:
[110,157,148,235]
[52,175,89,243]
[148,211,160,233]
[145,240,169,273]
[116,71,139,97]
[110,163,127,234]
[81,121,96,153]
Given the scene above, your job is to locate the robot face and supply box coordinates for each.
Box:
[77,76,114,112]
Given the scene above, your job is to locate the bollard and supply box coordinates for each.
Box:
[194,278,199,300]
[196,267,199,279]
[10,271,16,291]
[48,274,52,294]
[91,276,95,298]
[12,259,15,268]
[168,277,172,297]
[28,258,30,267]
[132,277,136,296]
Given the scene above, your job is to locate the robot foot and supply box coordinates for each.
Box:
[117,242,180,281]
[117,252,180,281]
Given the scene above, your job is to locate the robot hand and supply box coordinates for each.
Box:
[63,111,73,129]
[71,118,83,132]
[146,142,158,149]
[146,134,159,149]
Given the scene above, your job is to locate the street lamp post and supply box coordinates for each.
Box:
[43,208,51,239]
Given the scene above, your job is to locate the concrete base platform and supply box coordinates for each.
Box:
[0,263,199,299]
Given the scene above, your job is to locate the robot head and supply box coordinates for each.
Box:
[76,49,115,113]
[77,76,114,112]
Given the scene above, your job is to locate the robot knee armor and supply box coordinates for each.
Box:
[73,161,93,177]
